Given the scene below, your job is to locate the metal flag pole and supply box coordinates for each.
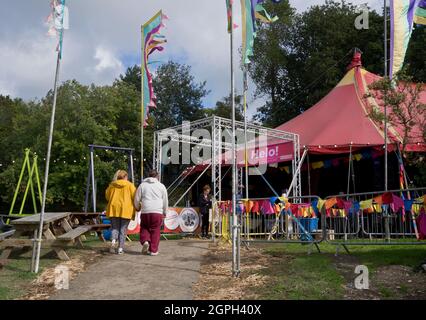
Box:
[141,25,145,183]
[383,0,391,243]
[243,65,250,242]
[33,0,66,273]
[230,1,239,277]
[243,66,249,201]
[384,0,388,192]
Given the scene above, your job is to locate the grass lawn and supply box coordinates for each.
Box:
[0,235,106,300]
[252,242,426,299]
[0,250,61,300]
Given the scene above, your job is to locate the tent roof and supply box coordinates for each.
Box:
[275,61,426,154]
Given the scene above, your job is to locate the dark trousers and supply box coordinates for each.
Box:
[140,213,163,253]
[201,211,209,236]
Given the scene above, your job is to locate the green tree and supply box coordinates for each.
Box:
[0,60,211,211]
[250,0,425,127]
[0,81,136,211]
[204,93,244,121]
[365,70,426,154]
[119,61,210,130]
[405,25,426,83]
[151,61,210,130]
[365,70,426,186]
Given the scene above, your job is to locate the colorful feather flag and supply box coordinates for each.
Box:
[414,0,426,25]
[241,0,279,64]
[390,0,417,79]
[46,0,69,59]
[226,0,239,33]
[141,11,167,127]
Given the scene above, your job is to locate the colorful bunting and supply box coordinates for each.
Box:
[325,198,337,210]
[217,191,425,217]
[277,149,386,172]
[416,195,426,205]
[360,199,373,210]
[390,0,417,79]
[141,11,167,127]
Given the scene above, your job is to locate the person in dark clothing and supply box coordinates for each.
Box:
[198,185,212,239]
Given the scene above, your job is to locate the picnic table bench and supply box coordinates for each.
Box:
[0,212,110,268]
[69,212,111,241]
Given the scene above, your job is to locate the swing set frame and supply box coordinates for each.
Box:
[84,144,135,213]
[8,148,42,221]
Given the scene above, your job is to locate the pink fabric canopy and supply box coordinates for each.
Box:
[275,56,425,154]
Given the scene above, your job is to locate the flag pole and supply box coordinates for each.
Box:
[384,0,388,192]
[230,1,239,277]
[383,0,391,243]
[243,65,249,243]
[243,65,249,201]
[33,0,66,273]
[141,25,145,182]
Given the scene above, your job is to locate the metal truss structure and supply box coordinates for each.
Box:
[153,116,301,205]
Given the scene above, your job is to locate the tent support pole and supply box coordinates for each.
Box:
[287,149,308,197]
[172,164,211,207]
[347,145,353,196]
[307,152,311,196]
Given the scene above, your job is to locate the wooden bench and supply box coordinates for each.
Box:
[57,225,92,241]
[68,213,111,242]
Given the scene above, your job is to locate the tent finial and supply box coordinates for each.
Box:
[347,48,363,71]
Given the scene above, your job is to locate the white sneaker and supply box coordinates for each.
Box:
[117,247,124,255]
[149,251,159,256]
[110,240,117,254]
[141,241,149,255]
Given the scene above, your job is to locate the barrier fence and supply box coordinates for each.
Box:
[212,188,426,253]
[213,196,325,253]
[323,188,426,252]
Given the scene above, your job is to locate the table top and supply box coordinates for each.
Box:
[11,212,71,225]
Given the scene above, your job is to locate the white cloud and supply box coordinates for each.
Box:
[0,0,384,111]
[94,46,124,74]
[0,32,57,99]
[0,80,16,97]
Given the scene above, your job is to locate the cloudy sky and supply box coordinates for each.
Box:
[0,0,381,116]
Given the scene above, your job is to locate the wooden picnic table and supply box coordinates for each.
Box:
[69,212,111,242]
[0,212,109,268]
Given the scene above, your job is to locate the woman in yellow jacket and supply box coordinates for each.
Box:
[105,170,136,254]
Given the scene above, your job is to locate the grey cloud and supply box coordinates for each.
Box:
[0,0,381,111]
